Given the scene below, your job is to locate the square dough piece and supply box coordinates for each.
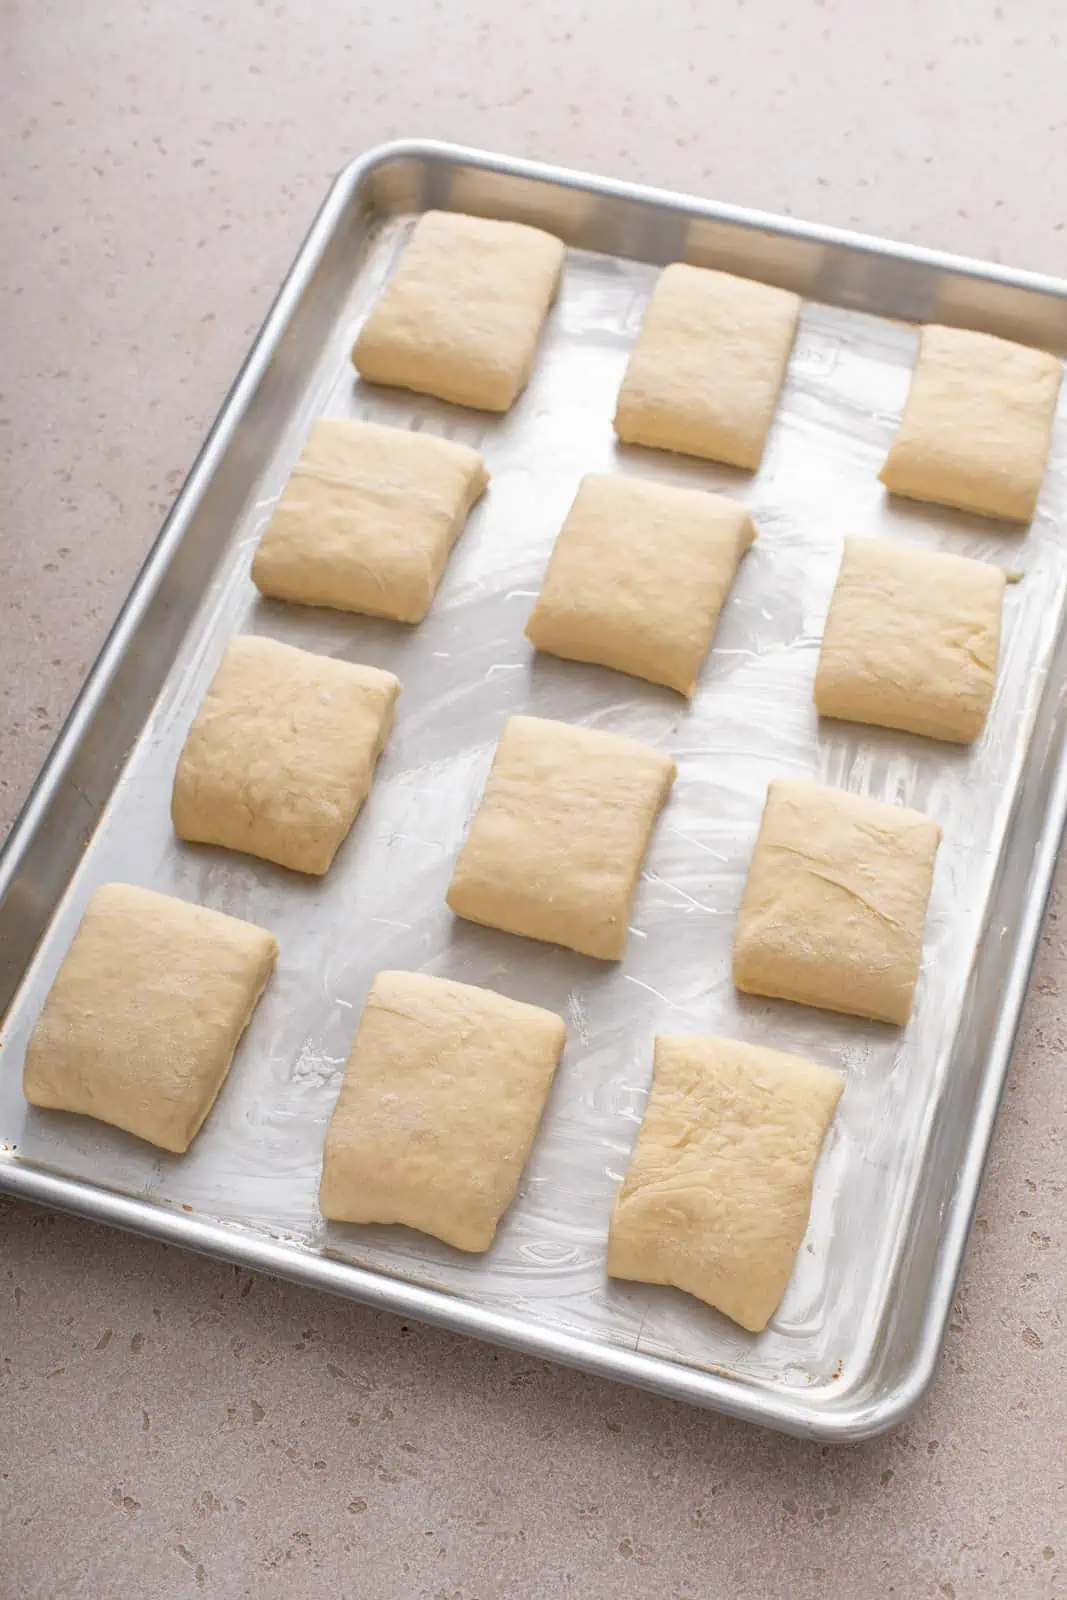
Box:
[733,778,941,1025]
[815,536,1007,743]
[172,635,401,876]
[319,971,567,1251]
[251,419,489,623]
[23,884,277,1153]
[879,324,1062,523]
[525,474,756,696]
[608,1034,843,1333]
[352,210,566,412]
[614,263,801,469]
[446,715,676,960]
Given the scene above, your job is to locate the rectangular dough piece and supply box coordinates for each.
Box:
[614,263,801,469]
[172,635,401,876]
[608,1034,843,1333]
[23,884,277,1153]
[446,715,676,960]
[352,210,566,412]
[251,418,489,623]
[525,473,756,696]
[815,536,1007,743]
[733,778,941,1025]
[879,324,1062,523]
[319,971,567,1251]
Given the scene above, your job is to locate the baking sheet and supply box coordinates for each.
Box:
[3,187,1067,1413]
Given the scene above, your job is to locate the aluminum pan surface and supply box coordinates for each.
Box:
[2,150,1067,1435]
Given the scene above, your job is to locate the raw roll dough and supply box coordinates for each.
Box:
[525,473,756,696]
[22,883,277,1153]
[613,263,800,468]
[733,778,941,1025]
[319,971,567,1252]
[251,418,489,623]
[879,323,1062,523]
[446,715,676,960]
[815,536,1007,744]
[172,635,400,876]
[352,210,566,411]
[607,1033,843,1333]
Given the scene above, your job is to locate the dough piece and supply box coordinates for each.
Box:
[880,324,1062,522]
[815,536,1006,743]
[319,971,567,1251]
[733,778,941,1025]
[525,474,756,696]
[446,715,676,960]
[23,884,277,1153]
[608,1034,843,1333]
[252,419,489,623]
[352,210,566,411]
[614,263,801,468]
[172,636,400,875]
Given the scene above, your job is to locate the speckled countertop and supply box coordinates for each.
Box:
[2,3,1065,1596]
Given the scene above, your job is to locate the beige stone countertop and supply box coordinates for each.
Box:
[2,2,1065,1596]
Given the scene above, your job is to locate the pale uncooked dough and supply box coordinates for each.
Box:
[879,323,1062,523]
[352,210,566,412]
[23,883,277,1153]
[446,715,676,960]
[172,635,401,876]
[815,536,1007,743]
[251,418,489,623]
[607,1033,843,1333]
[525,474,756,696]
[613,263,800,468]
[733,778,941,1025]
[318,971,567,1251]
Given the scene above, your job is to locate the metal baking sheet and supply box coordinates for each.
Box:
[3,141,1067,1443]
